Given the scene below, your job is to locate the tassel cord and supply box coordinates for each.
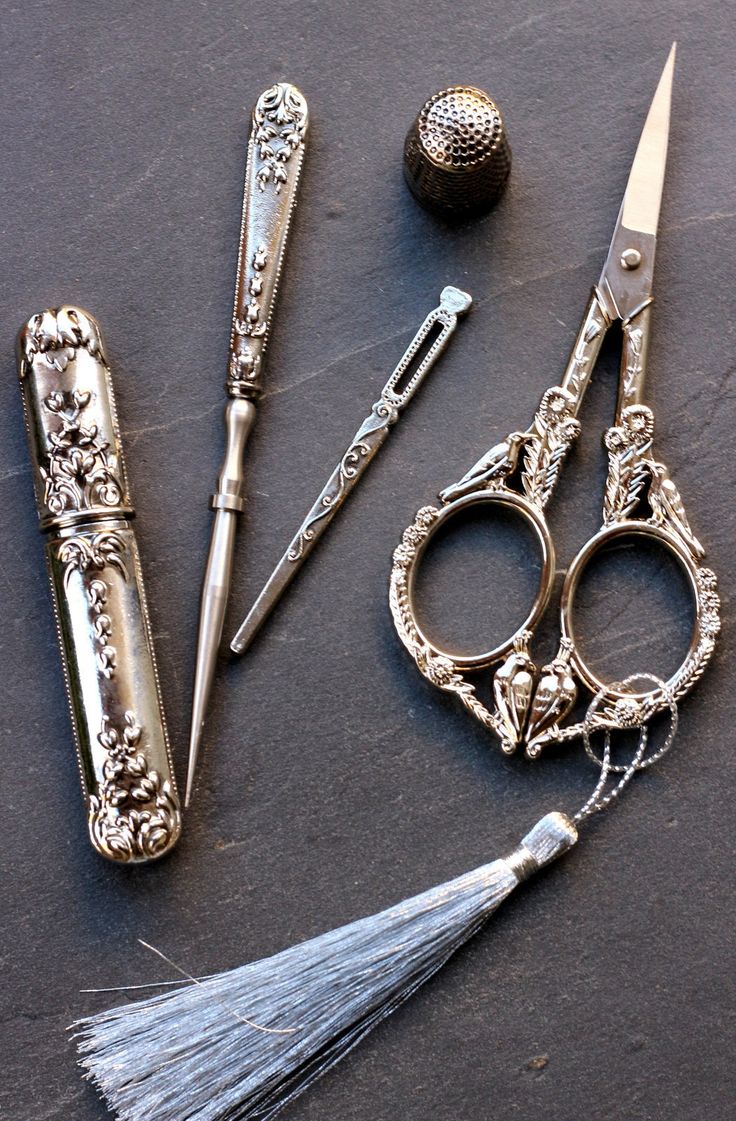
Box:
[573,673,678,827]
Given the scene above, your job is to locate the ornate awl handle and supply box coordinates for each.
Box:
[220,81,309,503]
[17,307,182,863]
[188,82,309,804]
[231,286,472,656]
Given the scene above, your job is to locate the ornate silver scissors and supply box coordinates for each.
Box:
[390,45,720,756]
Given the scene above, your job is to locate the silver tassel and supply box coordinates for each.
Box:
[74,812,577,1121]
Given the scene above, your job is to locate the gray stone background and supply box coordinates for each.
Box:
[1,2,734,1119]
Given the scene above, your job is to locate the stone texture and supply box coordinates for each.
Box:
[1,3,734,1119]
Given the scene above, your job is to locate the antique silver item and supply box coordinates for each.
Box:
[188,81,308,804]
[17,306,181,863]
[403,86,511,217]
[391,45,720,754]
[231,286,472,656]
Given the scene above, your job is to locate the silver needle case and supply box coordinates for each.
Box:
[17,307,182,863]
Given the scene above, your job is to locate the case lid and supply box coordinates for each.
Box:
[17,306,132,530]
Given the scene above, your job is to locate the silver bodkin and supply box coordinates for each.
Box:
[17,307,182,863]
[231,286,473,657]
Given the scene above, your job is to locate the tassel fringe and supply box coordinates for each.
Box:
[74,812,577,1121]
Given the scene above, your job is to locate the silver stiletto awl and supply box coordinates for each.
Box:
[231,286,472,656]
[188,82,308,805]
[391,45,720,755]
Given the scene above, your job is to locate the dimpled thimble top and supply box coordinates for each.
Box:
[404,86,511,217]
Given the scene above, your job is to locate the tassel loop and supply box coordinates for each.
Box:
[574,673,678,826]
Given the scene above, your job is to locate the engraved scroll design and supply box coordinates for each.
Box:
[41,389,122,518]
[58,532,127,679]
[88,713,181,863]
[561,313,605,400]
[288,400,399,561]
[253,82,308,193]
[620,324,644,407]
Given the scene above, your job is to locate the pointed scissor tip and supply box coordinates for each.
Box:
[665,41,677,73]
[619,43,677,238]
[658,42,677,98]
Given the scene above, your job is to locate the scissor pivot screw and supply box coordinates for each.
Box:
[620,248,642,270]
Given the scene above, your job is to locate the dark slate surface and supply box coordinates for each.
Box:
[1,3,734,1119]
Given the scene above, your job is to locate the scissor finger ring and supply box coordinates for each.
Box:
[390,49,720,758]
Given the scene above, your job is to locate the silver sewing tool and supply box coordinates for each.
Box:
[188,82,308,805]
[17,307,181,863]
[391,44,720,754]
[231,286,472,656]
[403,86,511,217]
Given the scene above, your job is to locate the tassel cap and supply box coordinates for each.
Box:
[506,812,578,882]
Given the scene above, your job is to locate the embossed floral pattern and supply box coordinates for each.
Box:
[389,293,718,752]
[58,531,126,589]
[18,305,106,379]
[57,532,128,679]
[41,389,122,517]
[253,83,308,192]
[521,387,581,508]
[88,713,181,863]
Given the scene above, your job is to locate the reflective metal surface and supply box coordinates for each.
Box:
[17,306,181,862]
[231,286,472,656]
[403,85,511,217]
[187,82,308,804]
[390,46,719,757]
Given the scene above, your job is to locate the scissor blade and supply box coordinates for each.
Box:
[621,43,676,238]
[598,44,676,321]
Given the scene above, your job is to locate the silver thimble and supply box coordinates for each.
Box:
[403,86,511,217]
